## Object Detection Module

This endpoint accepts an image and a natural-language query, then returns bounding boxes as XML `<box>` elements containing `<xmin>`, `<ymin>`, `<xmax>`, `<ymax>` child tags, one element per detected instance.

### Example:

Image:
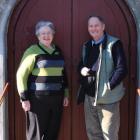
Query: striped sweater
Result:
<box><xmin>16</xmin><ymin>43</ymin><xmax>68</xmax><ymax>101</ymax></box>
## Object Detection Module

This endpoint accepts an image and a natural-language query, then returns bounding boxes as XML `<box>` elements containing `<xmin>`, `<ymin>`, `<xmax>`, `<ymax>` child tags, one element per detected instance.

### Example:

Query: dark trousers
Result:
<box><xmin>26</xmin><ymin>95</ymin><xmax>63</xmax><ymax>140</ymax></box>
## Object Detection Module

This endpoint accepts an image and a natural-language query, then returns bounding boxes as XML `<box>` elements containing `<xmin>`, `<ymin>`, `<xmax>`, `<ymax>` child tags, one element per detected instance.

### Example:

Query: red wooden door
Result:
<box><xmin>8</xmin><ymin>0</ymin><xmax>137</xmax><ymax>140</ymax></box>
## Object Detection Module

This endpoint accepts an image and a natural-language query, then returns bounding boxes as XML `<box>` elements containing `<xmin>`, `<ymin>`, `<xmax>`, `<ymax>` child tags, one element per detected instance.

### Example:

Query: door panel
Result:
<box><xmin>8</xmin><ymin>0</ymin><xmax>72</xmax><ymax>140</ymax></box>
<box><xmin>72</xmin><ymin>0</ymin><xmax>136</xmax><ymax>140</ymax></box>
<box><xmin>8</xmin><ymin>0</ymin><xmax>137</xmax><ymax>140</ymax></box>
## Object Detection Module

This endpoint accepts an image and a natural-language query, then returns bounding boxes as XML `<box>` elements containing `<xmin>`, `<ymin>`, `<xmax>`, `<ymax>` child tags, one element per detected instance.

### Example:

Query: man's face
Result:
<box><xmin>88</xmin><ymin>17</ymin><xmax>105</xmax><ymax>41</ymax></box>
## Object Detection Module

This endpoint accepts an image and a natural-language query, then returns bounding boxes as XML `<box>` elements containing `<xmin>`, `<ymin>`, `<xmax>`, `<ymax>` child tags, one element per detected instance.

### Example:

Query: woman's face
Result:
<box><xmin>37</xmin><ymin>26</ymin><xmax>54</xmax><ymax>47</ymax></box>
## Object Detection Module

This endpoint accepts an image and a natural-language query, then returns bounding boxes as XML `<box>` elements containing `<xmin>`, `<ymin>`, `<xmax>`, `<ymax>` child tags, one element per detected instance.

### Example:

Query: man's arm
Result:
<box><xmin>109</xmin><ymin>40</ymin><xmax>127</xmax><ymax>90</ymax></box>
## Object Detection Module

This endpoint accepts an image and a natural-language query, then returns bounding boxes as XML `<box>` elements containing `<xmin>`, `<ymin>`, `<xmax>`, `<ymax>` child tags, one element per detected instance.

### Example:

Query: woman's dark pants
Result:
<box><xmin>26</xmin><ymin>95</ymin><xmax>63</xmax><ymax>140</ymax></box>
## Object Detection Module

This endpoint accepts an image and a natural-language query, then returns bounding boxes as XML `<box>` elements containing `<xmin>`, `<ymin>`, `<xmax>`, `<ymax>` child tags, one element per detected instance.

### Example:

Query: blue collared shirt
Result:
<box><xmin>92</xmin><ymin>34</ymin><xmax>105</xmax><ymax>46</ymax></box>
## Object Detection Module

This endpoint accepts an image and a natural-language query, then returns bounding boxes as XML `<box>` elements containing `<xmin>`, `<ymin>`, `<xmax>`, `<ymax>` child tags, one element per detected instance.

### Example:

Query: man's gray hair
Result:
<box><xmin>88</xmin><ymin>15</ymin><xmax>105</xmax><ymax>24</ymax></box>
<box><xmin>35</xmin><ymin>20</ymin><xmax>55</xmax><ymax>36</ymax></box>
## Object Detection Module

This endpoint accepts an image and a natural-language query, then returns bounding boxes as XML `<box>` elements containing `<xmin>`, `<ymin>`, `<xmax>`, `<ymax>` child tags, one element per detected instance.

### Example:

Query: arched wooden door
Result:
<box><xmin>8</xmin><ymin>0</ymin><xmax>137</xmax><ymax>140</ymax></box>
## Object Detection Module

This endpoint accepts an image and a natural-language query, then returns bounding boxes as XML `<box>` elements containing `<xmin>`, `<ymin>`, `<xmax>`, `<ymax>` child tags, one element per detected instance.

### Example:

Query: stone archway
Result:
<box><xmin>0</xmin><ymin>0</ymin><xmax>140</xmax><ymax>140</ymax></box>
<box><xmin>0</xmin><ymin>0</ymin><xmax>18</xmax><ymax>140</ymax></box>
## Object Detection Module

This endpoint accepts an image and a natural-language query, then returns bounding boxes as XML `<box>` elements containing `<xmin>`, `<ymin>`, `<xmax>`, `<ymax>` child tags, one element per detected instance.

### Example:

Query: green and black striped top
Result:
<box><xmin>16</xmin><ymin>43</ymin><xmax>68</xmax><ymax>101</ymax></box>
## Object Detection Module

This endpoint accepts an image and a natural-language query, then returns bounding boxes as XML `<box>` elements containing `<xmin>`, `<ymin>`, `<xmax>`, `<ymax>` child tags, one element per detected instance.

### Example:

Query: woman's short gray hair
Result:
<box><xmin>35</xmin><ymin>20</ymin><xmax>55</xmax><ymax>36</ymax></box>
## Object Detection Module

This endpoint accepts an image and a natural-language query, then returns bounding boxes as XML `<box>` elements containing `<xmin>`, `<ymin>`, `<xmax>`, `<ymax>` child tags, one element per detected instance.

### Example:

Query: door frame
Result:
<box><xmin>2</xmin><ymin>0</ymin><xmax>140</xmax><ymax>139</ymax></box>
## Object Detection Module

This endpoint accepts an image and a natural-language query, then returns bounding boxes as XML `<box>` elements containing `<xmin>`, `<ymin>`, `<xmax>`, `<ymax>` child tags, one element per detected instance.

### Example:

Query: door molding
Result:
<box><xmin>0</xmin><ymin>0</ymin><xmax>139</xmax><ymax>140</ymax></box>
<box><xmin>126</xmin><ymin>1</ymin><xmax>140</xmax><ymax>140</ymax></box>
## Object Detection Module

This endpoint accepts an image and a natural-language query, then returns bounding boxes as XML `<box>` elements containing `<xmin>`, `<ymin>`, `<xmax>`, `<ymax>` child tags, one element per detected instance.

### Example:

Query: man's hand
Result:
<box><xmin>81</xmin><ymin>67</ymin><xmax>90</xmax><ymax>76</ymax></box>
<box><xmin>137</xmin><ymin>88</ymin><xmax>140</xmax><ymax>96</ymax></box>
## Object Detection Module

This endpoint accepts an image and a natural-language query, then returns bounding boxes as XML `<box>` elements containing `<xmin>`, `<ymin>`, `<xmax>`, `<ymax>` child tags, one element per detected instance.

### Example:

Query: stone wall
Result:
<box><xmin>0</xmin><ymin>0</ymin><xmax>8</xmax><ymax>139</ymax></box>
<box><xmin>0</xmin><ymin>0</ymin><xmax>140</xmax><ymax>140</ymax></box>
<box><xmin>0</xmin><ymin>1</ymin><xmax>17</xmax><ymax>140</ymax></box>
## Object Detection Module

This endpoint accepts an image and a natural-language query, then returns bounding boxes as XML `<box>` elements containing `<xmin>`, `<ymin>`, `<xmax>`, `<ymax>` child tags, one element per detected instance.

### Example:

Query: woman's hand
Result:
<box><xmin>63</xmin><ymin>97</ymin><xmax>69</xmax><ymax>107</ymax></box>
<box><xmin>21</xmin><ymin>100</ymin><xmax>31</xmax><ymax>112</ymax></box>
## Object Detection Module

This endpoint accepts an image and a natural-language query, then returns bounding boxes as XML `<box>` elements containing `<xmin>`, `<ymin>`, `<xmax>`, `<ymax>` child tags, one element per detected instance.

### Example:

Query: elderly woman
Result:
<box><xmin>16</xmin><ymin>21</ymin><xmax>69</xmax><ymax>140</ymax></box>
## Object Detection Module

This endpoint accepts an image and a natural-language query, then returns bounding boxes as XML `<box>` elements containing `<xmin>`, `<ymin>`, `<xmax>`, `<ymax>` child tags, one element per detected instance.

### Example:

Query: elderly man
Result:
<box><xmin>78</xmin><ymin>16</ymin><xmax>127</xmax><ymax>140</ymax></box>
